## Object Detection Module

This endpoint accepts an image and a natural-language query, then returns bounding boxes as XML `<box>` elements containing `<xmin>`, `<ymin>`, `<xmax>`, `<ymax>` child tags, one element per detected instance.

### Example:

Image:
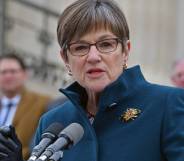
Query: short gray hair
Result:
<box><xmin>57</xmin><ymin>0</ymin><xmax>129</xmax><ymax>58</ymax></box>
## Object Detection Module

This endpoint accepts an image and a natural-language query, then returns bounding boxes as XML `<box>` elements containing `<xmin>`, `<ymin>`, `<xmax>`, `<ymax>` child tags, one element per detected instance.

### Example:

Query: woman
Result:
<box><xmin>35</xmin><ymin>0</ymin><xmax>184</xmax><ymax>161</ymax></box>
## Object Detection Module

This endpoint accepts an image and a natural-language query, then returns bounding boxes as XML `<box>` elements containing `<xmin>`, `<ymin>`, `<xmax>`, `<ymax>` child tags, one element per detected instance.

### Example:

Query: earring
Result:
<box><xmin>123</xmin><ymin>63</ymin><xmax>127</xmax><ymax>70</ymax></box>
<box><xmin>68</xmin><ymin>69</ymin><xmax>72</xmax><ymax>76</ymax></box>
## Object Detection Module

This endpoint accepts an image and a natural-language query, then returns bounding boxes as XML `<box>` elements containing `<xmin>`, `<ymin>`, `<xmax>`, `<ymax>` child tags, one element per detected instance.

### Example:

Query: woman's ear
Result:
<box><xmin>126</xmin><ymin>40</ymin><xmax>131</xmax><ymax>51</ymax></box>
<box><xmin>60</xmin><ymin>49</ymin><xmax>72</xmax><ymax>76</ymax></box>
<box><xmin>60</xmin><ymin>49</ymin><xmax>68</xmax><ymax>64</ymax></box>
<box><xmin>124</xmin><ymin>40</ymin><xmax>131</xmax><ymax>53</ymax></box>
<box><xmin>122</xmin><ymin>40</ymin><xmax>131</xmax><ymax>70</ymax></box>
<box><xmin>123</xmin><ymin>40</ymin><xmax>131</xmax><ymax>60</ymax></box>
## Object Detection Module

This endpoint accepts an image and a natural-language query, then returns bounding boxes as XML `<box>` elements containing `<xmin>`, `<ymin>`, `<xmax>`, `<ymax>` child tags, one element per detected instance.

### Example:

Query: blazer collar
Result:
<box><xmin>60</xmin><ymin>65</ymin><xmax>148</xmax><ymax>111</ymax></box>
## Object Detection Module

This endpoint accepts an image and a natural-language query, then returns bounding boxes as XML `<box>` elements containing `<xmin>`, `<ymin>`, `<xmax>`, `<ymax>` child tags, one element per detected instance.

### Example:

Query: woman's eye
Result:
<box><xmin>73</xmin><ymin>45</ymin><xmax>87</xmax><ymax>52</ymax></box>
<box><xmin>100</xmin><ymin>42</ymin><xmax>112</xmax><ymax>47</ymax></box>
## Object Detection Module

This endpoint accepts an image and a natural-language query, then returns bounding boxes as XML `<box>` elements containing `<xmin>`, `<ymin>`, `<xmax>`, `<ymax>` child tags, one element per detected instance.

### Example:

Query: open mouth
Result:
<box><xmin>87</xmin><ymin>68</ymin><xmax>104</xmax><ymax>73</ymax></box>
<box><xmin>87</xmin><ymin>68</ymin><xmax>105</xmax><ymax>78</ymax></box>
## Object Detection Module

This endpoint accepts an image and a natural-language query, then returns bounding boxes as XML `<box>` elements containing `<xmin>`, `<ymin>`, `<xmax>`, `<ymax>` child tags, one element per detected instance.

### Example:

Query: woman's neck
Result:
<box><xmin>86</xmin><ymin>90</ymin><xmax>100</xmax><ymax>116</ymax></box>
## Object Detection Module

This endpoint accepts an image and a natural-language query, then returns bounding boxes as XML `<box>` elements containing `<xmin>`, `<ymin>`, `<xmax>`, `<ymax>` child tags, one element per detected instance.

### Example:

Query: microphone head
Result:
<box><xmin>41</xmin><ymin>122</ymin><xmax>64</xmax><ymax>139</ymax></box>
<box><xmin>59</xmin><ymin>123</ymin><xmax>84</xmax><ymax>145</ymax></box>
<box><xmin>0</xmin><ymin>126</ymin><xmax>11</xmax><ymax>136</ymax></box>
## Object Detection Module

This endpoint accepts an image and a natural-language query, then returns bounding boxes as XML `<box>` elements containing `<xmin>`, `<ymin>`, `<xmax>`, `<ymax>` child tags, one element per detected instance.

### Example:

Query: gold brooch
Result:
<box><xmin>120</xmin><ymin>108</ymin><xmax>141</xmax><ymax>122</ymax></box>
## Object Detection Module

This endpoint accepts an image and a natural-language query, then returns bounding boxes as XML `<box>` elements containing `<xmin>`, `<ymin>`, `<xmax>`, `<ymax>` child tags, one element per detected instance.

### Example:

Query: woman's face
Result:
<box><xmin>61</xmin><ymin>29</ymin><xmax>130</xmax><ymax>93</ymax></box>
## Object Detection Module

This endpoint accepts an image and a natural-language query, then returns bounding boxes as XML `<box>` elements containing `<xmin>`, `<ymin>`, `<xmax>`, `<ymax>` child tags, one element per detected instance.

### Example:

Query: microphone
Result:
<box><xmin>36</xmin><ymin>123</ymin><xmax>84</xmax><ymax>161</ymax></box>
<box><xmin>27</xmin><ymin>123</ymin><xmax>64</xmax><ymax>161</ymax></box>
<box><xmin>48</xmin><ymin>151</ymin><xmax>63</xmax><ymax>161</ymax></box>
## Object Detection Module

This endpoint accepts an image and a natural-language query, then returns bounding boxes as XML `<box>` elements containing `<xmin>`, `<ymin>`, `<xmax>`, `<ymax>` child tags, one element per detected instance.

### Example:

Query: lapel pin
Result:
<box><xmin>120</xmin><ymin>108</ymin><xmax>141</xmax><ymax>122</ymax></box>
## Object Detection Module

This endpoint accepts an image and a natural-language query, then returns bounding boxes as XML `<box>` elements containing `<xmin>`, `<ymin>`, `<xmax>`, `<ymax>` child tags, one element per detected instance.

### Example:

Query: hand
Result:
<box><xmin>0</xmin><ymin>126</ymin><xmax>23</xmax><ymax>161</ymax></box>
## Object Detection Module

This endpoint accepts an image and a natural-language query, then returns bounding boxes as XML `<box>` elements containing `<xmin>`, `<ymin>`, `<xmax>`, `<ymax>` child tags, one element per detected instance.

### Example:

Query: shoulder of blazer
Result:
<box><xmin>12</xmin><ymin>88</ymin><xmax>51</xmax><ymax>126</ymax></box>
<box><xmin>20</xmin><ymin>88</ymin><xmax>51</xmax><ymax>103</ymax></box>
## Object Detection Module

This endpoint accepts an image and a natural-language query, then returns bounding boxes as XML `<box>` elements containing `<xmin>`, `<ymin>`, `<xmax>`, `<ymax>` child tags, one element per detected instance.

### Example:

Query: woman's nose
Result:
<box><xmin>86</xmin><ymin>46</ymin><xmax>101</xmax><ymax>63</ymax></box>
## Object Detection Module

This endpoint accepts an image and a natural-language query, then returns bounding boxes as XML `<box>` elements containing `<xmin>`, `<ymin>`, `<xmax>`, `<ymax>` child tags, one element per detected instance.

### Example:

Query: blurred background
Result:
<box><xmin>0</xmin><ymin>0</ymin><xmax>184</xmax><ymax>97</ymax></box>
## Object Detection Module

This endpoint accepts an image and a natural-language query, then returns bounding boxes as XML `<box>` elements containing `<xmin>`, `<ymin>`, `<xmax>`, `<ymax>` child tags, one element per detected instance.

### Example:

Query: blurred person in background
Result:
<box><xmin>0</xmin><ymin>53</ymin><xmax>51</xmax><ymax>160</ymax></box>
<box><xmin>171</xmin><ymin>58</ymin><xmax>184</xmax><ymax>88</ymax></box>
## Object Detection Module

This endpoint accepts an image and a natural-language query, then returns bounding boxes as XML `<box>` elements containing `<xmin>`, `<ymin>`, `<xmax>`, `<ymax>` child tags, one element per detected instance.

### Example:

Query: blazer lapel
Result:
<box><xmin>12</xmin><ymin>89</ymin><xmax>31</xmax><ymax>127</ymax></box>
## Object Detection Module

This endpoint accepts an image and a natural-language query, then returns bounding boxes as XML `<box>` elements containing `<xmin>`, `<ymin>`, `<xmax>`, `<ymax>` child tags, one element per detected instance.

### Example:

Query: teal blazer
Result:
<box><xmin>35</xmin><ymin>66</ymin><xmax>184</xmax><ymax>161</ymax></box>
